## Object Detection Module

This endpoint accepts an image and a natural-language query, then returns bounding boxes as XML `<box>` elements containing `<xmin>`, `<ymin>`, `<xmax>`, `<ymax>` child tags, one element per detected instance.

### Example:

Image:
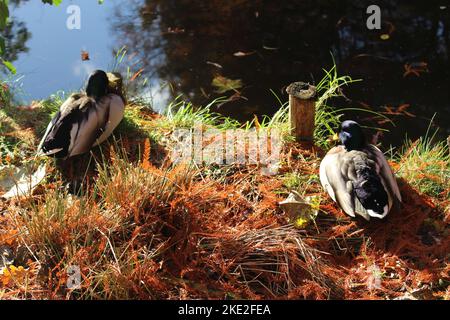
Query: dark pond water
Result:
<box><xmin>2</xmin><ymin>0</ymin><xmax>450</xmax><ymax>148</ymax></box>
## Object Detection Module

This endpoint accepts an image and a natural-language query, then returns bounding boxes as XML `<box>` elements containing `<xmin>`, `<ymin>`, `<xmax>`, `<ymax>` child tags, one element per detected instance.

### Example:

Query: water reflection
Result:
<box><xmin>1</xmin><ymin>0</ymin><xmax>31</xmax><ymax>71</ymax></box>
<box><xmin>111</xmin><ymin>0</ymin><xmax>450</xmax><ymax>145</ymax></box>
<box><xmin>4</xmin><ymin>0</ymin><xmax>450</xmax><ymax>146</ymax></box>
<box><xmin>3</xmin><ymin>0</ymin><xmax>119</xmax><ymax>101</ymax></box>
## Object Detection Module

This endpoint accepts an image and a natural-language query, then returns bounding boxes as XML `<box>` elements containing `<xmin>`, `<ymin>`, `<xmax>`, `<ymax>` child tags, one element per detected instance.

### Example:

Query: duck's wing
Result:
<box><xmin>367</xmin><ymin>144</ymin><xmax>402</xmax><ymax>202</ymax></box>
<box><xmin>38</xmin><ymin>94</ymin><xmax>84</xmax><ymax>157</ymax></box>
<box><xmin>39</xmin><ymin>94</ymin><xmax>103</xmax><ymax>158</ymax></box>
<box><xmin>92</xmin><ymin>94</ymin><xmax>125</xmax><ymax>147</ymax></box>
<box><xmin>37</xmin><ymin>113</ymin><xmax>60</xmax><ymax>155</ymax></box>
<box><xmin>320</xmin><ymin>146</ymin><xmax>357</xmax><ymax>217</ymax></box>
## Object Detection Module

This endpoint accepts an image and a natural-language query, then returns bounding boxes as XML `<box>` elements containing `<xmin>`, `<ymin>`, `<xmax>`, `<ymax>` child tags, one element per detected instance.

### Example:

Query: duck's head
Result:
<box><xmin>339</xmin><ymin>120</ymin><xmax>366</xmax><ymax>151</ymax></box>
<box><xmin>106</xmin><ymin>72</ymin><xmax>126</xmax><ymax>104</ymax></box>
<box><xmin>86</xmin><ymin>70</ymin><xmax>109</xmax><ymax>100</ymax></box>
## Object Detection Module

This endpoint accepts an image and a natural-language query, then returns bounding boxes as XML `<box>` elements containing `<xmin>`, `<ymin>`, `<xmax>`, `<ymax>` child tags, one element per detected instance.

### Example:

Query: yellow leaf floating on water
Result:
<box><xmin>211</xmin><ymin>76</ymin><xmax>243</xmax><ymax>94</ymax></box>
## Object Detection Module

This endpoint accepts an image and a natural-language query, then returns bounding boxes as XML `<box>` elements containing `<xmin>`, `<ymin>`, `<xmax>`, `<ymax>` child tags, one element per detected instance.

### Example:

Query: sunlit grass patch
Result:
<box><xmin>95</xmin><ymin>146</ymin><xmax>196</xmax><ymax>212</ymax></box>
<box><xmin>2</xmin><ymin>142</ymin><xmax>198</xmax><ymax>299</ymax></box>
<box><xmin>116</xmin><ymin>104</ymin><xmax>159</xmax><ymax>138</ymax></box>
<box><xmin>397</xmin><ymin>134</ymin><xmax>450</xmax><ymax>199</ymax></box>
<box><xmin>1</xmin><ymin>60</ymin><xmax>449</xmax><ymax>300</ymax></box>
<box><xmin>314</xmin><ymin>64</ymin><xmax>356</xmax><ymax>148</ymax></box>
<box><xmin>0</xmin><ymin>90</ymin><xmax>65</xmax><ymax>164</ymax></box>
<box><xmin>281</xmin><ymin>171</ymin><xmax>318</xmax><ymax>192</ymax></box>
<box><xmin>154</xmin><ymin>96</ymin><xmax>231</xmax><ymax>130</ymax></box>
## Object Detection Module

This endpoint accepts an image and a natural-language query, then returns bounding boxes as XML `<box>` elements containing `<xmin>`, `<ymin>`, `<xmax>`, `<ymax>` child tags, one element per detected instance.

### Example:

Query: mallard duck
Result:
<box><xmin>319</xmin><ymin>120</ymin><xmax>402</xmax><ymax>221</ymax></box>
<box><xmin>38</xmin><ymin>70</ymin><xmax>126</xmax><ymax>159</ymax></box>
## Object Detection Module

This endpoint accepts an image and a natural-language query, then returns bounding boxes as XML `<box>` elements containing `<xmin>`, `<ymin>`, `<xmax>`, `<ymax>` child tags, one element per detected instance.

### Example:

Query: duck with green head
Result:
<box><xmin>319</xmin><ymin>120</ymin><xmax>402</xmax><ymax>221</ymax></box>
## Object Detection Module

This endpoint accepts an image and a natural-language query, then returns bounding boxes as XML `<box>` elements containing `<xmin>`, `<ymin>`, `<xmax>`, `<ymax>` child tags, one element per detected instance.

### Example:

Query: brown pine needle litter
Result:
<box><xmin>0</xmin><ymin>103</ymin><xmax>448</xmax><ymax>300</ymax></box>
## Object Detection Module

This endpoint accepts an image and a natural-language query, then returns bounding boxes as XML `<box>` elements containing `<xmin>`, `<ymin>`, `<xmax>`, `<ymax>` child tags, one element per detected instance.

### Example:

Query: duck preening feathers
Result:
<box><xmin>38</xmin><ymin>70</ymin><xmax>125</xmax><ymax>159</ymax></box>
<box><xmin>319</xmin><ymin>120</ymin><xmax>402</xmax><ymax>221</ymax></box>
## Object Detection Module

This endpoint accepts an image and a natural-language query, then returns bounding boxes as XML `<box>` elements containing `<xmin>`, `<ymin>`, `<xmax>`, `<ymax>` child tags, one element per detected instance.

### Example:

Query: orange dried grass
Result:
<box><xmin>0</xmin><ymin>128</ymin><xmax>448</xmax><ymax>300</ymax></box>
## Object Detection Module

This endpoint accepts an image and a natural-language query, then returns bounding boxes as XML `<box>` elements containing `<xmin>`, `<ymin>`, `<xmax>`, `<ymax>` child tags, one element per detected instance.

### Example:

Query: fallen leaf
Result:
<box><xmin>403</xmin><ymin>62</ymin><xmax>428</xmax><ymax>78</ymax></box>
<box><xmin>206</xmin><ymin>61</ymin><xmax>223</xmax><ymax>69</ymax></box>
<box><xmin>211</xmin><ymin>76</ymin><xmax>243</xmax><ymax>94</ymax></box>
<box><xmin>279</xmin><ymin>191</ymin><xmax>320</xmax><ymax>228</ymax></box>
<box><xmin>381</xmin><ymin>104</ymin><xmax>416</xmax><ymax>118</ymax></box>
<box><xmin>81</xmin><ymin>50</ymin><xmax>90</xmax><ymax>61</ymax></box>
<box><xmin>262</xmin><ymin>45</ymin><xmax>278</xmax><ymax>51</ymax></box>
<box><xmin>165</xmin><ymin>27</ymin><xmax>185</xmax><ymax>34</ymax></box>
<box><xmin>130</xmin><ymin>68</ymin><xmax>144</xmax><ymax>82</ymax></box>
<box><xmin>397</xmin><ymin>104</ymin><xmax>410</xmax><ymax>112</ymax></box>
<box><xmin>0</xmin><ymin>164</ymin><xmax>46</xmax><ymax>199</ymax></box>
<box><xmin>0</xmin><ymin>265</ymin><xmax>28</xmax><ymax>286</ymax></box>
<box><xmin>233</xmin><ymin>51</ymin><xmax>256</xmax><ymax>57</ymax></box>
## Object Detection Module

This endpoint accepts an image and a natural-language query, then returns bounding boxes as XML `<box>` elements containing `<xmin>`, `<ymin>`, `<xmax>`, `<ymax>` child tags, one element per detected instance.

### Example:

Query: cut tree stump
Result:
<box><xmin>286</xmin><ymin>82</ymin><xmax>317</xmax><ymax>143</ymax></box>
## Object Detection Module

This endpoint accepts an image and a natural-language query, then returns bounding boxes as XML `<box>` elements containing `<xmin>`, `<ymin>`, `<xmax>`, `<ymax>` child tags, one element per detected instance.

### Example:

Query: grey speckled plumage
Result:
<box><xmin>319</xmin><ymin>121</ymin><xmax>402</xmax><ymax>221</ymax></box>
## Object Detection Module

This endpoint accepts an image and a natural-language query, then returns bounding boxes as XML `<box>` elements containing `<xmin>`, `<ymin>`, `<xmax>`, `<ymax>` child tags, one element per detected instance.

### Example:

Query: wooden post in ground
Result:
<box><xmin>286</xmin><ymin>82</ymin><xmax>317</xmax><ymax>143</ymax></box>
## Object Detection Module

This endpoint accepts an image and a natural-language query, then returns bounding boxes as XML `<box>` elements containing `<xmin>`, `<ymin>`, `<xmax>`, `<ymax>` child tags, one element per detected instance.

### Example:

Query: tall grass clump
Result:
<box><xmin>314</xmin><ymin>63</ymin><xmax>361</xmax><ymax>148</ymax></box>
<box><xmin>155</xmin><ymin>96</ymin><xmax>239</xmax><ymax>130</ymax></box>
<box><xmin>95</xmin><ymin>146</ymin><xmax>195</xmax><ymax>212</ymax></box>
<box><xmin>397</xmin><ymin>129</ymin><xmax>450</xmax><ymax>199</ymax></box>
<box><xmin>109</xmin><ymin>46</ymin><xmax>167</xmax><ymax>110</ymax></box>
<box><xmin>3</xmin><ymin>143</ymin><xmax>199</xmax><ymax>299</ymax></box>
<box><xmin>243</xmin><ymin>89</ymin><xmax>292</xmax><ymax>141</ymax></box>
<box><xmin>0</xmin><ymin>88</ymin><xmax>65</xmax><ymax>163</ymax></box>
<box><xmin>245</xmin><ymin>63</ymin><xmax>363</xmax><ymax>147</ymax></box>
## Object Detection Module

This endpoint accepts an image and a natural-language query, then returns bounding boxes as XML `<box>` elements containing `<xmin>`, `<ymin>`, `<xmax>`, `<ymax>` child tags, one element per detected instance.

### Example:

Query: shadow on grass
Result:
<box><xmin>314</xmin><ymin>177</ymin><xmax>448</xmax><ymax>299</ymax></box>
<box><xmin>364</xmin><ymin>179</ymin><xmax>448</xmax><ymax>267</ymax></box>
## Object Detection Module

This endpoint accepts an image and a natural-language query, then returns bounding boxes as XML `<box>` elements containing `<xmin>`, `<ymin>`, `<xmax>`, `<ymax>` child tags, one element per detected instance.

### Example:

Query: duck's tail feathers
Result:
<box><xmin>354</xmin><ymin>197</ymin><xmax>389</xmax><ymax>221</ymax></box>
<box><xmin>353</xmin><ymin>163</ymin><xmax>390</xmax><ymax>219</ymax></box>
<box><xmin>354</xmin><ymin>198</ymin><xmax>371</xmax><ymax>221</ymax></box>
